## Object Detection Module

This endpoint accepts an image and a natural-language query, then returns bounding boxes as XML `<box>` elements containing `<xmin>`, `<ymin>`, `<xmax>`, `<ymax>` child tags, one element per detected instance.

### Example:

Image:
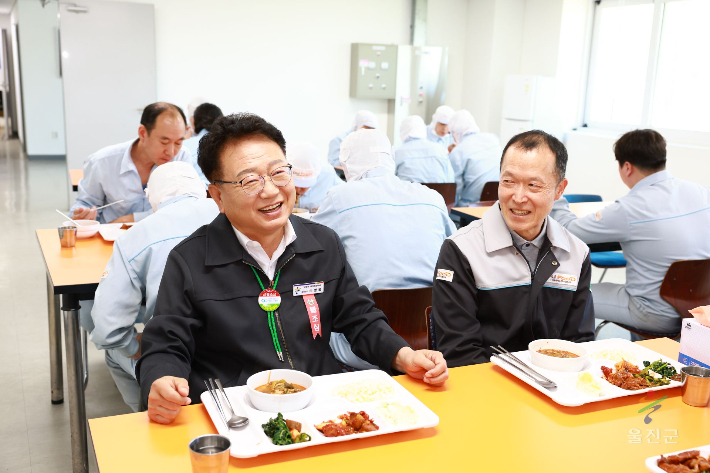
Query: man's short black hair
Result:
<box><xmin>193</xmin><ymin>103</ymin><xmax>223</xmax><ymax>134</ymax></box>
<box><xmin>198</xmin><ymin>113</ymin><xmax>287</xmax><ymax>183</ymax></box>
<box><xmin>501</xmin><ymin>130</ymin><xmax>568</xmax><ymax>182</ymax></box>
<box><xmin>613</xmin><ymin>129</ymin><xmax>666</xmax><ymax>172</ymax></box>
<box><xmin>140</xmin><ymin>102</ymin><xmax>187</xmax><ymax>133</ymax></box>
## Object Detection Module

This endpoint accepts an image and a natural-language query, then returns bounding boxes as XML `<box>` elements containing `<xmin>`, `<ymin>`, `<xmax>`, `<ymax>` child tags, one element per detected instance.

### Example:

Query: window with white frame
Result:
<box><xmin>585</xmin><ymin>0</ymin><xmax>710</xmax><ymax>144</ymax></box>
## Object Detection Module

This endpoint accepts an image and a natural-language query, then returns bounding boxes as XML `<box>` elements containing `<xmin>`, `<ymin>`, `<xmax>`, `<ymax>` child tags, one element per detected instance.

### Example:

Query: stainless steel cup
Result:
<box><xmin>58</xmin><ymin>226</ymin><xmax>77</xmax><ymax>248</ymax></box>
<box><xmin>188</xmin><ymin>434</ymin><xmax>230</xmax><ymax>473</ymax></box>
<box><xmin>680</xmin><ymin>366</ymin><xmax>710</xmax><ymax>407</ymax></box>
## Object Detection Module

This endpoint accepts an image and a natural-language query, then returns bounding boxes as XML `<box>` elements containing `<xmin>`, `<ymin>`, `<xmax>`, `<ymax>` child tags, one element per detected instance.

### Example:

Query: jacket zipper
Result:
<box><xmin>242</xmin><ymin>255</ymin><xmax>297</xmax><ymax>369</ymax></box>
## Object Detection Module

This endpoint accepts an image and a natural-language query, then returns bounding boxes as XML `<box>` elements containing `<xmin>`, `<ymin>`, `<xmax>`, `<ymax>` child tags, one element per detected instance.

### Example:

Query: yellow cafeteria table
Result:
<box><xmin>70</xmin><ymin>168</ymin><xmax>83</xmax><ymax>192</ymax></box>
<box><xmin>36</xmin><ymin>229</ymin><xmax>114</xmax><ymax>473</ymax></box>
<box><xmin>89</xmin><ymin>339</ymin><xmax>709</xmax><ymax>472</ymax></box>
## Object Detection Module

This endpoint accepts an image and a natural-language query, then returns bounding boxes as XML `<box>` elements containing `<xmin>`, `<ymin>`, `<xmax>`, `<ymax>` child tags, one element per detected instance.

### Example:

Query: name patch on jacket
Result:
<box><xmin>293</xmin><ymin>282</ymin><xmax>324</xmax><ymax>296</ymax></box>
<box><xmin>545</xmin><ymin>273</ymin><xmax>578</xmax><ymax>291</ymax></box>
<box><xmin>436</xmin><ymin>269</ymin><xmax>454</xmax><ymax>282</ymax></box>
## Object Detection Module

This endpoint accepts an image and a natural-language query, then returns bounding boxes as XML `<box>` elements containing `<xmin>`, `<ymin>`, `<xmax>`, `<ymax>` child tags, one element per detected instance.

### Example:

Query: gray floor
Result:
<box><xmin>0</xmin><ymin>139</ymin><xmax>131</xmax><ymax>473</ymax></box>
<box><xmin>0</xmin><ymin>138</ymin><xmax>630</xmax><ymax>472</ymax></box>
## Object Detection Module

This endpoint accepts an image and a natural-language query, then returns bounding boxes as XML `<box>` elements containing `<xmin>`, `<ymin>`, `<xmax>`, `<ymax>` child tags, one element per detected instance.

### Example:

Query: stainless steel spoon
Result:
<box><xmin>212</xmin><ymin>378</ymin><xmax>249</xmax><ymax>428</ymax></box>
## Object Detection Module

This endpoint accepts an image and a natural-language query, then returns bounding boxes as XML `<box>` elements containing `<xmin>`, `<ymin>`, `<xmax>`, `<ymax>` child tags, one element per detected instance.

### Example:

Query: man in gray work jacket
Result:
<box><xmin>551</xmin><ymin>129</ymin><xmax>710</xmax><ymax>335</ymax></box>
<box><xmin>137</xmin><ymin>113</ymin><xmax>449</xmax><ymax>424</ymax></box>
<box><xmin>433</xmin><ymin>130</ymin><xmax>595</xmax><ymax>368</ymax></box>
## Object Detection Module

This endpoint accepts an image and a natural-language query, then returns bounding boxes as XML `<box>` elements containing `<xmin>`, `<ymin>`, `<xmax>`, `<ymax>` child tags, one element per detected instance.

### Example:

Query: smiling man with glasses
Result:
<box><xmin>136</xmin><ymin>113</ymin><xmax>449</xmax><ymax>424</ymax></box>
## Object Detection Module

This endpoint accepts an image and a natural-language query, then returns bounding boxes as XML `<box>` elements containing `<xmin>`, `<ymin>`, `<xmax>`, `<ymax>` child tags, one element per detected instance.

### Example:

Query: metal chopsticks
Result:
<box><xmin>204</xmin><ymin>379</ymin><xmax>228</xmax><ymax>427</ymax></box>
<box><xmin>491</xmin><ymin>345</ymin><xmax>557</xmax><ymax>389</ymax></box>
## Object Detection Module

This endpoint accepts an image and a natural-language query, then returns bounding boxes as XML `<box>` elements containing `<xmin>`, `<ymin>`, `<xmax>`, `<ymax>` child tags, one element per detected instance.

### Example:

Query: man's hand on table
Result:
<box><xmin>147</xmin><ymin>376</ymin><xmax>191</xmax><ymax>424</ymax></box>
<box><xmin>110</xmin><ymin>214</ymin><xmax>135</xmax><ymax>224</ymax></box>
<box><xmin>71</xmin><ymin>206</ymin><xmax>97</xmax><ymax>220</ymax></box>
<box><xmin>393</xmin><ymin>347</ymin><xmax>449</xmax><ymax>387</ymax></box>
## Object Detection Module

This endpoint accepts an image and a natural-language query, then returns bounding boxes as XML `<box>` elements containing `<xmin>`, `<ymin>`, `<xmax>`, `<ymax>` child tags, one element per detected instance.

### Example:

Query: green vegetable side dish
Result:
<box><xmin>635</xmin><ymin>359</ymin><xmax>681</xmax><ymax>386</ymax></box>
<box><xmin>262</xmin><ymin>413</ymin><xmax>312</xmax><ymax>446</ymax></box>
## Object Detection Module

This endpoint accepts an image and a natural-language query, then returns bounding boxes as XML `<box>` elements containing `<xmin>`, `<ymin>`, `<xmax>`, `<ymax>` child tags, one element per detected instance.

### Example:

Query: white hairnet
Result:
<box><xmin>431</xmin><ymin>105</ymin><xmax>455</xmax><ymax>126</ymax></box>
<box><xmin>448</xmin><ymin>110</ymin><xmax>480</xmax><ymax>144</ymax></box>
<box><xmin>339</xmin><ymin>129</ymin><xmax>395</xmax><ymax>182</ymax></box>
<box><xmin>287</xmin><ymin>142</ymin><xmax>322</xmax><ymax>188</ymax></box>
<box><xmin>145</xmin><ymin>161</ymin><xmax>206</xmax><ymax>212</ymax></box>
<box><xmin>187</xmin><ymin>97</ymin><xmax>208</xmax><ymax>118</ymax></box>
<box><xmin>399</xmin><ymin>115</ymin><xmax>427</xmax><ymax>143</ymax></box>
<box><xmin>350</xmin><ymin>110</ymin><xmax>379</xmax><ymax>131</ymax></box>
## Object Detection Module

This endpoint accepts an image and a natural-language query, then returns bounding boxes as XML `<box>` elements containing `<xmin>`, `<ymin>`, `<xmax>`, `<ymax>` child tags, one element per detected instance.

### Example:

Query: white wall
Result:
<box><xmin>15</xmin><ymin>0</ymin><xmax>66</xmax><ymax>156</ymax></box>
<box><xmin>460</xmin><ymin>0</ymin><xmax>524</xmax><ymax>136</ymax></box>
<box><xmin>116</xmin><ymin>0</ymin><xmax>413</xmax><ymax>159</ymax></box>
<box><xmin>519</xmin><ymin>0</ymin><xmax>563</xmax><ymax>77</ymax></box>
<box><xmin>426</xmin><ymin>0</ymin><xmax>468</xmax><ymax>111</ymax></box>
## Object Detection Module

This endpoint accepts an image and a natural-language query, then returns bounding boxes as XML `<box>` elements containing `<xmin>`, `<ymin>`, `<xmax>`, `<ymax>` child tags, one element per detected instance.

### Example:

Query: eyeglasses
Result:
<box><xmin>213</xmin><ymin>165</ymin><xmax>293</xmax><ymax>196</ymax></box>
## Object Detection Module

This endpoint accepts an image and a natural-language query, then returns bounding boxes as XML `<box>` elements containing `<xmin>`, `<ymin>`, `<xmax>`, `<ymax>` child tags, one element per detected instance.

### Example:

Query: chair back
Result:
<box><xmin>422</xmin><ymin>183</ymin><xmax>457</xmax><ymax>210</ymax></box>
<box><xmin>660</xmin><ymin>259</ymin><xmax>710</xmax><ymax>318</ymax></box>
<box><xmin>563</xmin><ymin>194</ymin><xmax>602</xmax><ymax>203</ymax></box>
<box><xmin>479</xmin><ymin>181</ymin><xmax>499</xmax><ymax>202</ymax></box>
<box><xmin>372</xmin><ymin>287</ymin><xmax>433</xmax><ymax>350</ymax></box>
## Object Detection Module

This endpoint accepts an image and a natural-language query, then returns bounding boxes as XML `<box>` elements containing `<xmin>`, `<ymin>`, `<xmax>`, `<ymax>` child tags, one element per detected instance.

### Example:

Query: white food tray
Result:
<box><xmin>98</xmin><ymin>223</ymin><xmax>125</xmax><ymax>242</ymax></box>
<box><xmin>490</xmin><ymin>338</ymin><xmax>685</xmax><ymax>407</ymax></box>
<box><xmin>645</xmin><ymin>444</ymin><xmax>710</xmax><ymax>472</ymax></box>
<box><xmin>200</xmin><ymin>369</ymin><xmax>439</xmax><ymax>458</ymax></box>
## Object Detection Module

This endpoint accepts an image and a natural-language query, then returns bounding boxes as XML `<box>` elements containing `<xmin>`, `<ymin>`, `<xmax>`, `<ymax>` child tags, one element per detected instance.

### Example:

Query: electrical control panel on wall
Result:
<box><xmin>350</xmin><ymin>43</ymin><xmax>398</xmax><ymax>99</ymax></box>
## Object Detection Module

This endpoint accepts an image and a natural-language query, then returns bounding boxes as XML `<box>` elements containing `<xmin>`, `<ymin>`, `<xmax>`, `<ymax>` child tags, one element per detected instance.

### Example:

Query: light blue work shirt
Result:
<box><xmin>297</xmin><ymin>163</ymin><xmax>344</xmax><ymax>212</ymax></box>
<box><xmin>312</xmin><ymin>168</ymin><xmax>456</xmax><ymax>292</ymax></box>
<box><xmin>182</xmin><ymin>129</ymin><xmax>210</xmax><ymax>184</ymax></box>
<box><xmin>327</xmin><ymin>130</ymin><xmax>351</xmax><ymax>166</ymax></box>
<box><xmin>426</xmin><ymin>123</ymin><xmax>454</xmax><ymax>149</ymax></box>
<box><xmin>394</xmin><ymin>137</ymin><xmax>455</xmax><ymax>183</ymax></box>
<box><xmin>70</xmin><ymin>139</ymin><xmax>192</xmax><ymax>223</ymax></box>
<box><xmin>550</xmin><ymin>170</ymin><xmax>710</xmax><ymax>320</ymax></box>
<box><xmin>89</xmin><ymin>195</ymin><xmax>220</xmax><ymax>357</ymax></box>
<box><xmin>449</xmin><ymin>132</ymin><xmax>501</xmax><ymax>206</ymax></box>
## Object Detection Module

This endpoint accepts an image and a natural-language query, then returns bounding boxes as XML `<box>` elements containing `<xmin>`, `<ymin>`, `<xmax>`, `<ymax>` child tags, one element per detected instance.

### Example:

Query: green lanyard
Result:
<box><xmin>251</xmin><ymin>266</ymin><xmax>284</xmax><ymax>362</ymax></box>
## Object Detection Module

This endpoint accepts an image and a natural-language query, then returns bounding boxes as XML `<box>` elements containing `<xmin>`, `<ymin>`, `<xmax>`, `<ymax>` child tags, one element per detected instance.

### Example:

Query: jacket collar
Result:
<box><xmin>205</xmin><ymin>213</ymin><xmax>323</xmax><ymax>266</ymax></box>
<box><xmin>483</xmin><ymin>202</ymin><xmax>571</xmax><ymax>254</ymax></box>
<box><xmin>629</xmin><ymin>169</ymin><xmax>671</xmax><ymax>194</ymax></box>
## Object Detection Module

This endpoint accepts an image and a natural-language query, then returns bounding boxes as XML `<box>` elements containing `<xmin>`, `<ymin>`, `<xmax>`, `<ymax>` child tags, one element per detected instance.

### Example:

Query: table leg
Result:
<box><xmin>47</xmin><ymin>275</ymin><xmax>63</xmax><ymax>404</ymax></box>
<box><xmin>62</xmin><ymin>293</ymin><xmax>88</xmax><ymax>473</ymax></box>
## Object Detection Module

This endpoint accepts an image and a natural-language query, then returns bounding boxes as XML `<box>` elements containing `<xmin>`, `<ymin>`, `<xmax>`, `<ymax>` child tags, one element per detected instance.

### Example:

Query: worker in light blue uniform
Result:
<box><xmin>182</xmin><ymin>103</ymin><xmax>223</xmax><ymax>185</ymax></box>
<box><xmin>448</xmin><ymin>110</ymin><xmax>501</xmax><ymax>206</ymax></box>
<box><xmin>89</xmin><ymin>162</ymin><xmax>219</xmax><ymax>411</ymax></box>
<box><xmin>426</xmin><ymin>105</ymin><xmax>455</xmax><ymax>150</ymax></box>
<box><xmin>288</xmin><ymin>142</ymin><xmax>343</xmax><ymax>212</ymax></box>
<box><xmin>327</xmin><ymin>110</ymin><xmax>379</xmax><ymax>166</ymax></box>
<box><xmin>395</xmin><ymin>115</ymin><xmax>454</xmax><ymax>183</ymax></box>
<box><xmin>70</xmin><ymin>102</ymin><xmax>192</xmax><ymax>223</ymax></box>
<box><xmin>313</xmin><ymin>129</ymin><xmax>456</xmax><ymax>369</ymax></box>
<box><xmin>550</xmin><ymin>129</ymin><xmax>710</xmax><ymax>335</ymax></box>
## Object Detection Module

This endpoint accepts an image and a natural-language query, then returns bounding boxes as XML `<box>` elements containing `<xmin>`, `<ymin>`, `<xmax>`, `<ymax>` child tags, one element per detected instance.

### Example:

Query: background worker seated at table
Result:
<box><xmin>433</xmin><ymin>130</ymin><xmax>595</xmax><ymax>368</ymax></box>
<box><xmin>70</xmin><ymin>102</ymin><xmax>192</xmax><ymax>224</ymax></box>
<box><xmin>327</xmin><ymin>110</ymin><xmax>379</xmax><ymax>166</ymax></box>
<box><xmin>426</xmin><ymin>105</ymin><xmax>455</xmax><ymax>150</ymax></box>
<box><xmin>448</xmin><ymin>110</ymin><xmax>501</xmax><ymax>207</ymax></box>
<box><xmin>89</xmin><ymin>162</ymin><xmax>219</xmax><ymax>412</ymax></box>
<box><xmin>288</xmin><ymin>142</ymin><xmax>343</xmax><ymax>213</ymax></box>
<box><xmin>313</xmin><ymin>129</ymin><xmax>456</xmax><ymax>369</ymax></box>
<box><xmin>182</xmin><ymin>102</ymin><xmax>223</xmax><ymax>185</ymax></box>
<box><xmin>137</xmin><ymin>113</ymin><xmax>448</xmax><ymax>424</ymax></box>
<box><xmin>395</xmin><ymin>115</ymin><xmax>455</xmax><ymax>184</ymax></box>
<box><xmin>550</xmin><ymin>129</ymin><xmax>710</xmax><ymax>335</ymax></box>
